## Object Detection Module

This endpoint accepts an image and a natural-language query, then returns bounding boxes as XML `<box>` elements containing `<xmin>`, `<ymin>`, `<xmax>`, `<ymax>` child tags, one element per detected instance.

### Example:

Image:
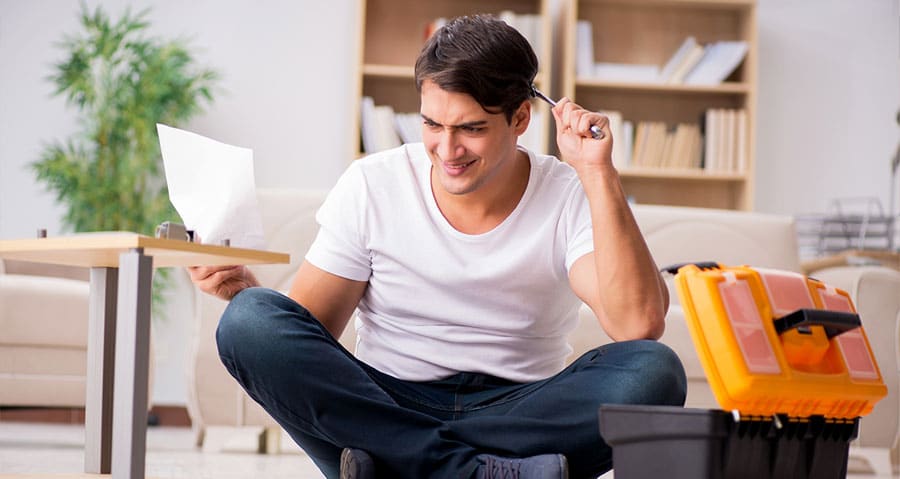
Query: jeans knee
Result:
<box><xmin>632</xmin><ymin>340</ymin><xmax>687</xmax><ymax>406</ymax></box>
<box><xmin>596</xmin><ymin>340</ymin><xmax>687</xmax><ymax>406</ymax></box>
<box><xmin>216</xmin><ymin>287</ymin><xmax>286</xmax><ymax>362</ymax></box>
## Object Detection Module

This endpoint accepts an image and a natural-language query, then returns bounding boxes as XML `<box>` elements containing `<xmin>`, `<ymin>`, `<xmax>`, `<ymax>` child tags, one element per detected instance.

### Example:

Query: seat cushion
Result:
<box><xmin>0</xmin><ymin>274</ymin><xmax>89</xmax><ymax>347</ymax></box>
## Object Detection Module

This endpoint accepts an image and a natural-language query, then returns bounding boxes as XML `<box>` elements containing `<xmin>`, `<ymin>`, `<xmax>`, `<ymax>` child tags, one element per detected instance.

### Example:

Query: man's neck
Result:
<box><xmin>432</xmin><ymin>149</ymin><xmax>531</xmax><ymax>235</ymax></box>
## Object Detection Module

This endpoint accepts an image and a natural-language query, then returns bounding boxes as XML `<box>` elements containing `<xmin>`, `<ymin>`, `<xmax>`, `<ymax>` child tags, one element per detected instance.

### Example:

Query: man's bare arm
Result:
<box><xmin>553</xmin><ymin>98</ymin><xmax>667</xmax><ymax>341</ymax></box>
<box><xmin>288</xmin><ymin>260</ymin><xmax>368</xmax><ymax>339</ymax></box>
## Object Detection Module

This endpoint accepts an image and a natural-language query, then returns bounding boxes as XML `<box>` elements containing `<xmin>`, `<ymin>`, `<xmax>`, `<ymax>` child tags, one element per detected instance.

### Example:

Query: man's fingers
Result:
<box><xmin>552</xmin><ymin>98</ymin><xmax>608</xmax><ymax>139</ymax></box>
<box><xmin>187</xmin><ymin>265</ymin><xmax>241</xmax><ymax>285</ymax></box>
<box><xmin>578</xmin><ymin>113</ymin><xmax>607</xmax><ymax>138</ymax></box>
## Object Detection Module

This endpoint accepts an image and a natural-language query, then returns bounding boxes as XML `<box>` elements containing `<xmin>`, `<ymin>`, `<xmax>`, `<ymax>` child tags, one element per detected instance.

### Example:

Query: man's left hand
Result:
<box><xmin>551</xmin><ymin>98</ymin><xmax>614</xmax><ymax>176</ymax></box>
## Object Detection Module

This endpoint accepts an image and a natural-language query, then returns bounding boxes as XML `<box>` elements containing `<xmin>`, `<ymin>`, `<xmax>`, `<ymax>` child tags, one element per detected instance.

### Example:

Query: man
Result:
<box><xmin>190</xmin><ymin>14</ymin><xmax>685</xmax><ymax>479</ymax></box>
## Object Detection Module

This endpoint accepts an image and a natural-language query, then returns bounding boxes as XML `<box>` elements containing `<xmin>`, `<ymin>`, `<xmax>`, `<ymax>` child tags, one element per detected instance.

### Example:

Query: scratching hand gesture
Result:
<box><xmin>551</xmin><ymin>98</ymin><xmax>614</xmax><ymax>176</ymax></box>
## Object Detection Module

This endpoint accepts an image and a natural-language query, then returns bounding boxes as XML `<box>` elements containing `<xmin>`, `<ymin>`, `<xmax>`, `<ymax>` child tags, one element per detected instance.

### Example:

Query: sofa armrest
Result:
<box><xmin>808</xmin><ymin>265</ymin><xmax>900</xmax><ymax>463</ymax></box>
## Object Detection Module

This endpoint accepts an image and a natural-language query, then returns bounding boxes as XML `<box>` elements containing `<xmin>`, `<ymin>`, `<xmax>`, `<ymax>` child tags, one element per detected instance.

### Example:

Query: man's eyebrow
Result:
<box><xmin>420</xmin><ymin>114</ymin><xmax>488</xmax><ymax>129</ymax></box>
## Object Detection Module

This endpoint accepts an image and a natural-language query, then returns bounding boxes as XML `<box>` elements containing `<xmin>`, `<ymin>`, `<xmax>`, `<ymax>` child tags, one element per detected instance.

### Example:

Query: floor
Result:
<box><xmin>0</xmin><ymin>423</ymin><xmax>321</xmax><ymax>478</ymax></box>
<box><xmin>0</xmin><ymin>422</ymin><xmax>895</xmax><ymax>478</ymax></box>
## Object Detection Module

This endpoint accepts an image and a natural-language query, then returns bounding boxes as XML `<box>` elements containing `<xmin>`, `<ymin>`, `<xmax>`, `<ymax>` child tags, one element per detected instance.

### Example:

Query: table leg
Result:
<box><xmin>111</xmin><ymin>249</ymin><xmax>153</xmax><ymax>479</ymax></box>
<box><xmin>85</xmin><ymin>267</ymin><xmax>118</xmax><ymax>473</ymax></box>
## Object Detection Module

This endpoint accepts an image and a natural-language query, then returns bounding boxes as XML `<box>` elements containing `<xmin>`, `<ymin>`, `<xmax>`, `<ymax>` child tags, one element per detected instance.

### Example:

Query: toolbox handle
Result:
<box><xmin>660</xmin><ymin>262</ymin><xmax>720</xmax><ymax>274</ymax></box>
<box><xmin>773</xmin><ymin>309</ymin><xmax>861</xmax><ymax>339</ymax></box>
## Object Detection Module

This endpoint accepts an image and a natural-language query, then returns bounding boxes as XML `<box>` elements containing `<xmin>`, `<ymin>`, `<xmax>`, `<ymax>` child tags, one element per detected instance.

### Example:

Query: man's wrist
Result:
<box><xmin>574</xmin><ymin>162</ymin><xmax>619</xmax><ymax>186</ymax></box>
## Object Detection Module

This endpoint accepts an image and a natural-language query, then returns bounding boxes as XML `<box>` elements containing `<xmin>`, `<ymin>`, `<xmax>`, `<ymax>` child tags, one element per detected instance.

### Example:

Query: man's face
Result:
<box><xmin>420</xmin><ymin>80</ymin><xmax>529</xmax><ymax>197</ymax></box>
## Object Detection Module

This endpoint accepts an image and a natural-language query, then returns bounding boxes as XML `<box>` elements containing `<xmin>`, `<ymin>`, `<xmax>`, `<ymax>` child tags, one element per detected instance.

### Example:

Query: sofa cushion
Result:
<box><xmin>0</xmin><ymin>274</ymin><xmax>89</xmax><ymax>348</ymax></box>
<box><xmin>634</xmin><ymin>204</ymin><xmax>802</xmax><ymax>273</ymax></box>
<box><xmin>251</xmin><ymin>189</ymin><xmax>330</xmax><ymax>291</ymax></box>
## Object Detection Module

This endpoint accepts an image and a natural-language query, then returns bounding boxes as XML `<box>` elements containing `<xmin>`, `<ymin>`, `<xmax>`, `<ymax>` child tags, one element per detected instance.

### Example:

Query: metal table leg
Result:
<box><xmin>85</xmin><ymin>267</ymin><xmax>118</xmax><ymax>473</ymax></box>
<box><xmin>111</xmin><ymin>248</ymin><xmax>153</xmax><ymax>479</ymax></box>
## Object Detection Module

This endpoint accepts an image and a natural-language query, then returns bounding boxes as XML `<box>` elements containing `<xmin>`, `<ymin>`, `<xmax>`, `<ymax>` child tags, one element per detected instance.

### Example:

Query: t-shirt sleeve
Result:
<box><xmin>564</xmin><ymin>180</ymin><xmax>595</xmax><ymax>272</ymax></box>
<box><xmin>305</xmin><ymin>162</ymin><xmax>372</xmax><ymax>282</ymax></box>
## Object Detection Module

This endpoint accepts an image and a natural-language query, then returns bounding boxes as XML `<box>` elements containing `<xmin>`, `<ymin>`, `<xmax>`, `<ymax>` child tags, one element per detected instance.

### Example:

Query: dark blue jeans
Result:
<box><xmin>216</xmin><ymin>288</ymin><xmax>686</xmax><ymax>479</ymax></box>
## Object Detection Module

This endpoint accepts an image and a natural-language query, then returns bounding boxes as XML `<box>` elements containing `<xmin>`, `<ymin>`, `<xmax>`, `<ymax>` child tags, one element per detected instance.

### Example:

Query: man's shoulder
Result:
<box><xmin>356</xmin><ymin>143</ymin><xmax>427</xmax><ymax>172</ymax></box>
<box><xmin>527</xmin><ymin>150</ymin><xmax>581</xmax><ymax>193</ymax></box>
<box><xmin>347</xmin><ymin>144</ymin><xmax>428</xmax><ymax>198</ymax></box>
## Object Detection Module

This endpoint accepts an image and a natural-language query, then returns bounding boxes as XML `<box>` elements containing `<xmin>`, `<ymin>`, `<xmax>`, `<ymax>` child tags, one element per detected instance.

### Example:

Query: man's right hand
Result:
<box><xmin>187</xmin><ymin>265</ymin><xmax>260</xmax><ymax>301</ymax></box>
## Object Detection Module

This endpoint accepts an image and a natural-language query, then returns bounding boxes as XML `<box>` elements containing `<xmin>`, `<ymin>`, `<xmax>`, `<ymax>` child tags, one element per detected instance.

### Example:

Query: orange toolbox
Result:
<box><xmin>599</xmin><ymin>263</ymin><xmax>887</xmax><ymax>479</ymax></box>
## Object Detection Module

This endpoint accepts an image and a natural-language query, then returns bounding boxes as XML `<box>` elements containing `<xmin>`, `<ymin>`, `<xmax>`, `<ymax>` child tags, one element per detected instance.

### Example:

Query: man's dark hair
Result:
<box><xmin>414</xmin><ymin>14</ymin><xmax>539</xmax><ymax>124</ymax></box>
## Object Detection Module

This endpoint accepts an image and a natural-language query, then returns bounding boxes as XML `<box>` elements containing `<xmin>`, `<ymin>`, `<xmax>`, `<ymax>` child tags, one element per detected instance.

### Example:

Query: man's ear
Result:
<box><xmin>513</xmin><ymin>101</ymin><xmax>531</xmax><ymax>135</ymax></box>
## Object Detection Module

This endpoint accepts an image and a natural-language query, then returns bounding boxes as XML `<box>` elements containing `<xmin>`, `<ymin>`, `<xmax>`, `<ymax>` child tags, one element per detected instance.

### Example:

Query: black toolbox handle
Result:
<box><xmin>660</xmin><ymin>262</ymin><xmax>720</xmax><ymax>275</ymax></box>
<box><xmin>773</xmin><ymin>309</ymin><xmax>861</xmax><ymax>339</ymax></box>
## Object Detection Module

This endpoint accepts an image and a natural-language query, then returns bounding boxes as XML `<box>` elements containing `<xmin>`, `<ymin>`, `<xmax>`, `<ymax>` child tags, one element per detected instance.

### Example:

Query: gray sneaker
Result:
<box><xmin>476</xmin><ymin>453</ymin><xmax>568</xmax><ymax>479</ymax></box>
<box><xmin>340</xmin><ymin>448</ymin><xmax>376</xmax><ymax>479</ymax></box>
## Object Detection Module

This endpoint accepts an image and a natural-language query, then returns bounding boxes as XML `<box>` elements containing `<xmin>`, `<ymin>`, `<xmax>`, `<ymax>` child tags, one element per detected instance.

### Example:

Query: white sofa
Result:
<box><xmin>0</xmin><ymin>258</ymin><xmax>155</xmax><ymax>415</ymax></box>
<box><xmin>0</xmin><ymin>260</ymin><xmax>91</xmax><ymax>408</ymax></box>
<box><xmin>188</xmin><ymin>188</ymin><xmax>900</xmax><ymax>474</ymax></box>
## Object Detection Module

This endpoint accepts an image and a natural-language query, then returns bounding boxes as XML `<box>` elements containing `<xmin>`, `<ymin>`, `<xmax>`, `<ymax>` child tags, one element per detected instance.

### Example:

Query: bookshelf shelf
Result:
<box><xmin>353</xmin><ymin>0</ymin><xmax>554</xmax><ymax>158</ymax></box>
<box><xmin>619</xmin><ymin>167</ymin><xmax>747</xmax><ymax>181</ymax></box>
<box><xmin>362</xmin><ymin>64</ymin><xmax>416</xmax><ymax>79</ymax></box>
<box><xmin>562</xmin><ymin>0</ymin><xmax>758</xmax><ymax>210</ymax></box>
<box><xmin>575</xmin><ymin>79</ymin><xmax>751</xmax><ymax>95</ymax></box>
<box><xmin>592</xmin><ymin>0</ymin><xmax>754</xmax><ymax>8</ymax></box>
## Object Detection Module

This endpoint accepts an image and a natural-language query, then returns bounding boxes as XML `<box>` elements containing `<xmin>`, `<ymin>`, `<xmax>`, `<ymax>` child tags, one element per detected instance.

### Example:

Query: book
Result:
<box><xmin>735</xmin><ymin>109</ymin><xmax>747</xmax><ymax>173</ymax></box>
<box><xmin>660</xmin><ymin>124</ymin><xmax>677</xmax><ymax>168</ymax></box>
<box><xmin>600</xmin><ymin>110</ymin><xmax>629</xmax><ymax>169</ymax></box>
<box><xmin>576</xmin><ymin>20</ymin><xmax>595</xmax><ymax>78</ymax></box>
<box><xmin>722</xmin><ymin>109</ymin><xmax>735</xmax><ymax>172</ymax></box>
<box><xmin>659</xmin><ymin>37</ymin><xmax>698</xmax><ymax>83</ymax></box>
<box><xmin>703</xmin><ymin>109</ymin><xmax>717</xmax><ymax>172</ymax></box>
<box><xmin>361</xmin><ymin>97</ymin><xmax>403</xmax><ymax>153</ymax></box>
<box><xmin>631</xmin><ymin>122</ymin><xmax>649</xmax><ymax>167</ymax></box>
<box><xmin>667</xmin><ymin>44</ymin><xmax>706</xmax><ymax>84</ymax></box>
<box><xmin>687</xmin><ymin>125</ymin><xmax>703</xmax><ymax>169</ymax></box>
<box><xmin>684</xmin><ymin>41</ymin><xmax>749</xmax><ymax>85</ymax></box>
<box><xmin>621</xmin><ymin>120</ymin><xmax>634</xmax><ymax>169</ymax></box>
<box><xmin>666</xmin><ymin>124</ymin><xmax>690</xmax><ymax>169</ymax></box>
<box><xmin>594</xmin><ymin>62</ymin><xmax>660</xmax><ymax>83</ymax></box>
<box><xmin>373</xmin><ymin>105</ymin><xmax>402</xmax><ymax>152</ymax></box>
<box><xmin>360</xmin><ymin>96</ymin><xmax>378</xmax><ymax>154</ymax></box>
<box><xmin>393</xmin><ymin>112</ymin><xmax>422</xmax><ymax>144</ymax></box>
<box><xmin>642</xmin><ymin>122</ymin><xmax>667</xmax><ymax>168</ymax></box>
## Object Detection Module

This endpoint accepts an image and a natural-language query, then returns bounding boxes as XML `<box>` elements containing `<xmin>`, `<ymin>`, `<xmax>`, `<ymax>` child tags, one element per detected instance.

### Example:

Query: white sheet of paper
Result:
<box><xmin>157</xmin><ymin>124</ymin><xmax>266</xmax><ymax>249</ymax></box>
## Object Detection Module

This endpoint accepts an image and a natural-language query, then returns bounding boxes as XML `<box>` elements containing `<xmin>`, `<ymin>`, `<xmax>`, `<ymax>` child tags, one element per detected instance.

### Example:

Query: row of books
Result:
<box><xmin>704</xmin><ymin>108</ymin><xmax>748</xmax><ymax>173</ymax></box>
<box><xmin>360</xmin><ymin>97</ymin><xmax>422</xmax><ymax>154</ymax></box>
<box><xmin>360</xmin><ymin>97</ymin><xmax>545</xmax><ymax>154</ymax></box>
<box><xmin>659</xmin><ymin>37</ymin><xmax>749</xmax><ymax>85</ymax></box>
<box><xmin>603</xmin><ymin>108</ymin><xmax>748</xmax><ymax>173</ymax></box>
<box><xmin>576</xmin><ymin>21</ymin><xmax>747</xmax><ymax>85</ymax></box>
<box><xmin>631</xmin><ymin>122</ymin><xmax>704</xmax><ymax>170</ymax></box>
<box><xmin>426</xmin><ymin>11</ymin><xmax>544</xmax><ymax>60</ymax></box>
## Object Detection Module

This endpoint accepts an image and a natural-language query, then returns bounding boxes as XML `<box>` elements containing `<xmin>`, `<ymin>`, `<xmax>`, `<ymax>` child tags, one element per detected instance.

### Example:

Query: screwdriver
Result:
<box><xmin>531</xmin><ymin>85</ymin><xmax>604</xmax><ymax>140</ymax></box>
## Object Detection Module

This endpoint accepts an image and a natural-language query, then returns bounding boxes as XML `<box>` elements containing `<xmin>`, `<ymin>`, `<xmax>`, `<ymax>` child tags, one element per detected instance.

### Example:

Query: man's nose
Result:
<box><xmin>437</xmin><ymin>130</ymin><xmax>464</xmax><ymax>161</ymax></box>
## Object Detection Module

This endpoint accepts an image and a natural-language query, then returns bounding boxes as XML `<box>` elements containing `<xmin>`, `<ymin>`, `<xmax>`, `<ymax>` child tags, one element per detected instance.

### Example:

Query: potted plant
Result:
<box><xmin>32</xmin><ymin>5</ymin><xmax>219</xmax><ymax>304</ymax></box>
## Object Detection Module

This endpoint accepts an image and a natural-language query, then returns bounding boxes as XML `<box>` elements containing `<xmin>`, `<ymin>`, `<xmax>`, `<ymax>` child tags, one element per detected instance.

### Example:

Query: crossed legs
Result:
<box><xmin>216</xmin><ymin>288</ymin><xmax>686</xmax><ymax>479</ymax></box>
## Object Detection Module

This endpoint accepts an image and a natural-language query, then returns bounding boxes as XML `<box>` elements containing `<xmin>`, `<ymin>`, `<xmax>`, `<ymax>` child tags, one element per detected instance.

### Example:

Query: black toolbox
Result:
<box><xmin>599</xmin><ymin>404</ymin><xmax>860</xmax><ymax>479</ymax></box>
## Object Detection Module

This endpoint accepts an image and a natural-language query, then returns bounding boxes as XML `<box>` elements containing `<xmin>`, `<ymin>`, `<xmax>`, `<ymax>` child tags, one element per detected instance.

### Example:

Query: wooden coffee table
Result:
<box><xmin>0</xmin><ymin>233</ymin><xmax>289</xmax><ymax>479</ymax></box>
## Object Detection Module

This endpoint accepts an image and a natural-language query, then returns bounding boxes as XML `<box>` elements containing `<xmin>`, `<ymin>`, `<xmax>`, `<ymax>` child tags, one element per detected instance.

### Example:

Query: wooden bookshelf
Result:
<box><xmin>353</xmin><ymin>0</ymin><xmax>554</xmax><ymax>158</ymax></box>
<box><xmin>561</xmin><ymin>0</ymin><xmax>758</xmax><ymax>210</ymax></box>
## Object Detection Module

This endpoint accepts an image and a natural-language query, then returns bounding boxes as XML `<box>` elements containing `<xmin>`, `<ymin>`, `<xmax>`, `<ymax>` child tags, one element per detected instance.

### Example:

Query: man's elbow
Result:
<box><xmin>612</xmin><ymin>305</ymin><xmax>666</xmax><ymax>341</ymax></box>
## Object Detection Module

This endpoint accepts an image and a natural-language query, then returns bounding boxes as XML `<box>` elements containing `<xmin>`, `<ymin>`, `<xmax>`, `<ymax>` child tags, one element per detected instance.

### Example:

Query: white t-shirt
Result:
<box><xmin>305</xmin><ymin>143</ymin><xmax>595</xmax><ymax>382</ymax></box>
